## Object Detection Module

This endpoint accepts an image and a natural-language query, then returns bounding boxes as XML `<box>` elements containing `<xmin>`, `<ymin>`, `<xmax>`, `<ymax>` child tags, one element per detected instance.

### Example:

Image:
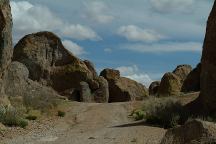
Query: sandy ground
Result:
<box><xmin>0</xmin><ymin>101</ymin><xmax>166</xmax><ymax>144</ymax></box>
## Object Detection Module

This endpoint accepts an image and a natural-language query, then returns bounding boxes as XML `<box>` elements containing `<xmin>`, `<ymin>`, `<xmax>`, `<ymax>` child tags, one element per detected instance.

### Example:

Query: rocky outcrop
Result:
<box><xmin>173</xmin><ymin>65</ymin><xmax>192</xmax><ymax>84</ymax></box>
<box><xmin>93</xmin><ymin>76</ymin><xmax>109</xmax><ymax>103</ymax></box>
<box><xmin>149</xmin><ymin>81</ymin><xmax>160</xmax><ymax>96</ymax></box>
<box><xmin>100</xmin><ymin>68</ymin><xmax>120</xmax><ymax>81</ymax></box>
<box><xmin>161</xmin><ymin>119</ymin><xmax>216</xmax><ymax>144</ymax></box>
<box><xmin>13</xmin><ymin>31</ymin><xmax>108</xmax><ymax>103</ymax></box>
<box><xmin>3</xmin><ymin>62</ymin><xmax>60</xmax><ymax>109</ymax></box>
<box><xmin>0</xmin><ymin>0</ymin><xmax>13</xmax><ymax>76</ymax></box>
<box><xmin>182</xmin><ymin>63</ymin><xmax>201</xmax><ymax>92</ymax></box>
<box><xmin>100</xmin><ymin>69</ymin><xmax>148</xmax><ymax>102</ymax></box>
<box><xmin>195</xmin><ymin>1</ymin><xmax>216</xmax><ymax>113</ymax></box>
<box><xmin>158</xmin><ymin>72</ymin><xmax>181</xmax><ymax>97</ymax></box>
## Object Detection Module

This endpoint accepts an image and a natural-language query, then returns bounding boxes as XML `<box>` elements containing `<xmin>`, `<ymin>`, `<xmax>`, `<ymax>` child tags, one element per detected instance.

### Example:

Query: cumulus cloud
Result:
<box><xmin>117</xmin><ymin>25</ymin><xmax>165</xmax><ymax>42</ymax></box>
<box><xmin>150</xmin><ymin>0</ymin><xmax>194</xmax><ymax>13</ymax></box>
<box><xmin>83</xmin><ymin>1</ymin><xmax>114</xmax><ymax>24</ymax></box>
<box><xmin>116</xmin><ymin>65</ymin><xmax>153</xmax><ymax>87</ymax></box>
<box><xmin>62</xmin><ymin>40</ymin><xmax>85</xmax><ymax>56</ymax></box>
<box><xmin>11</xmin><ymin>1</ymin><xmax>100</xmax><ymax>42</ymax></box>
<box><xmin>61</xmin><ymin>24</ymin><xmax>101</xmax><ymax>41</ymax></box>
<box><xmin>121</xmin><ymin>42</ymin><xmax>202</xmax><ymax>53</ymax></box>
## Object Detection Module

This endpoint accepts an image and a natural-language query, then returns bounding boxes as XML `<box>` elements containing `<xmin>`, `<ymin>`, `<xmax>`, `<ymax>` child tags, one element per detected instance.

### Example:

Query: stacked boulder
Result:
<box><xmin>13</xmin><ymin>32</ymin><xmax>109</xmax><ymax>103</ymax></box>
<box><xmin>157</xmin><ymin>65</ymin><xmax>192</xmax><ymax>97</ymax></box>
<box><xmin>100</xmin><ymin>69</ymin><xmax>148</xmax><ymax>102</ymax></box>
<box><xmin>181</xmin><ymin>63</ymin><xmax>201</xmax><ymax>93</ymax></box>
<box><xmin>0</xmin><ymin>0</ymin><xmax>61</xmax><ymax>107</ymax></box>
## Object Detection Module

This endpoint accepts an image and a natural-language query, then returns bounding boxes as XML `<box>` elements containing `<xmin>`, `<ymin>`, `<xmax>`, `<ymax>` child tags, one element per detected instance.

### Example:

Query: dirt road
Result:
<box><xmin>2</xmin><ymin>102</ymin><xmax>166</xmax><ymax>144</ymax></box>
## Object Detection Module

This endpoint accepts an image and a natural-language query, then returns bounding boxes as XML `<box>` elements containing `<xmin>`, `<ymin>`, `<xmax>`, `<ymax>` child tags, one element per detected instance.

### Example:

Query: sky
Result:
<box><xmin>11</xmin><ymin>0</ymin><xmax>214</xmax><ymax>87</ymax></box>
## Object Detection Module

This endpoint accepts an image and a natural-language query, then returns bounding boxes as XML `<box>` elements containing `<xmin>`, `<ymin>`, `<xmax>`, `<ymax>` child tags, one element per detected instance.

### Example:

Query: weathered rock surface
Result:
<box><xmin>196</xmin><ymin>1</ymin><xmax>216</xmax><ymax>113</ymax></box>
<box><xmin>158</xmin><ymin>72</ymin><xmax>181</xmax><ymax>97</ymax></box>
<box><xmin>182</xmin><ymin>63</ymin><xmax>201</xmax><ymax>93</ymax></box>
<box><xmin>100</xmin><ymin>69</ymin><xmax>148</xmax><ymax>102</ymax></box>
<box><xmin>0</xmin><ymin>0</ymin><xmax>13</xmax><ymax>76</ymax></box>
<box><xmin>100</xmin><ymin>68</ymin><xmax>120</xmax><ymax>81</ymax></box>
<box><xmin>149</xmin><ymin>81</ymin><xmax>160</xmax><ymax>96</ymax></box>
<box><xmin>3</xmin><ymin>62</ymin><xmax>60</xmax><ymax>109</ymax></box>
<box><xmin>173</xmin><ymin>65</ymin><xmax>192</xmax><ymax>84</ymax></box>
<box><xmin>13</xmin><ymin>31</ymin><xmax>109</xmax><ymax>103</ymax></box>
<box><xmin>93</xmin><ymin>76</ymin><xmax>109</xmax><ymax>103</ymax></box>
<box><xmin>161</xmin><ymin>119</ymin><xmax>216</xmax><ymax>144</ymax></box>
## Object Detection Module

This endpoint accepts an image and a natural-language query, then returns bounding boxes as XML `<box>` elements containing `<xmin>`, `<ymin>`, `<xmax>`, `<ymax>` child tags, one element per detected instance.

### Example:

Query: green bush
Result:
<box><xmin>26</xmin><ymin>110</ymin><xmax>41</xmax><ymax>120</ymax></box>
<box><xmin>131</xmin><ymin>110</ymin><xmax>145</xmax><ymax>121</ymax></box>
<box><xmin>57</xmin><ymin>111</ymin><xmax>66</xmax><ymax>117</ymax></box>
<box><xmin>0</xmin><ymin>105</ymin><xmax>28</xmax><ymax>128</ymax></box>
<box><xmin>139</xmin><ymin>98</ymin><xmax>189</xmax><ymax>128</ymax></box>
<box><xmin>18</xmin><ymin>119</ymin><xmax>28</xmax><ymax>128</ymax></box>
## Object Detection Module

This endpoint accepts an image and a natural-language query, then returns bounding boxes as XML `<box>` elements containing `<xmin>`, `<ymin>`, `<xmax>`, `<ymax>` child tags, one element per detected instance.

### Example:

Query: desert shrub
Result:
<box><xmin>23</xmin><ymin>95</ymin><xmax>59</xmax><ymax>112</ymax></box>
<box><xmin>0</xmin><ymin>105</ymin><xmax>28</xmax><ymax>128</ymax></box>
<box><xmin>57</xmin><ymin>111</ymin><xmax>66</xmax><ymax>117</ymax></box>
<box><xmin>134</xmin><ymin>98</ymin><xmax>189</xmax><ymax>128</ymax></box>
<box><xmin>26</xmin><ymin>110</ymin><xmax>41</xmax><ymax>120</ymax></box>
<box><xmin>131</xmin><ymin>110</ymin><xmax>145</xmax><ymax>121</ymax></box>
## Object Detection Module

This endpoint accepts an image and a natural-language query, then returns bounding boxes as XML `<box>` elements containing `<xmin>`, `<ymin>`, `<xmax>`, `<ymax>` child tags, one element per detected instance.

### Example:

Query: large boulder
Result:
<box><xmin>161</xmin><ymin>119</ymin><xmax>216</xmax><ymax>144</ymax></box>
<box><xmin>158</xmin><ymin>72</ymin><xmax>181</xmax><ymax>97</ymax></box>
<box><xmin>149</xmin><ymin>81</ymin><xmax>160</xmax><ymax>96</ymax></box>
<box><xmin>194</xmin><ymin>1</ymin><xmax>216</xmax><ymax>113</ymax></box>
<box><xmin>181</xmin><ymin>63</ymin><xmax>201</xmax><ymax>93</ymax></box>
<box><xmin>13</xmin><ymin>32</ymin><xmax>93</xmax><ymax>91</ymax></box>
<box><xmin>93</xmin><ymin>76</ymin><xmax>109</xmax><ymax>103</ymax></box>
<box><xmin>0</xmin><ymin>0</ymin><xmax>13</xmax><ymax>76</ymax></box>
<box><xmin>13</xmin><ymin>31</ymin><xmax>108</xmax><ymax>103</ymax></box>
<box><xmin>100</xmin><ymin>69</ymin><xmax>148</xmax><ymax>102</ymax></box>
<box><xmin>173</xmin><ymin>65</ymin><xmax>192</xmax><ymax>84</ymax></box>
<box><xmin>3</xmin><ymin>62</ymin><xmax>61</xmax><ymax>109</ymax></box>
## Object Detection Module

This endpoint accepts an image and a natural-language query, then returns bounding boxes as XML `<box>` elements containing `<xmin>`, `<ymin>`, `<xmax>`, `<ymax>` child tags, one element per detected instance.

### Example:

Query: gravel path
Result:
<box><xmin>1</xmin><ymin>102</ymin><xmax>166</xmax><ymax>144</ymax></box>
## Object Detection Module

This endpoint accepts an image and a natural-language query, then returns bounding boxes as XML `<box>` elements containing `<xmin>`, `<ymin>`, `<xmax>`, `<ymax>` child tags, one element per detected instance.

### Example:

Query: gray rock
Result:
<box><xmin>80</xmin><ymin>81</ymin><xmax>92</xmax><ymax>102</ymax></box>
<box><xmin>0</xmin><ymin>0</ymin><xmax>13</xmax><ymax>76</ymax></box>
<box><xmin>149</xmin><ymin>81</ymin><xmax>160</xmax><ymax>96</ymax></box>
<box><xmin>3</xmin><ymin>62</ymin><xmax>60</xmax><ymax>109</ymax></box>
<box><xmin>93</xmin><ymin>76</ymin><xmax>109</xmax><ymax>103</ymax></box>
<box><xmin>161</xmin><ymin>119</ymin><xmax>216</xmax><ymax>144</ymax></box>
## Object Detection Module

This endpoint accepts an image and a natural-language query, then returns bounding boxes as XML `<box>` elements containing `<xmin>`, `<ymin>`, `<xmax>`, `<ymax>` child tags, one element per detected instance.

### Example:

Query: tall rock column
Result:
<box><xmin>0</xmin><ymin>0</ymin><xmax>13</xmax><ymax>76</ymax></box>
<box><xmin>199</xmin><ymin>1</ymin><xmax>216</xmax><ymax>113</ymax></box>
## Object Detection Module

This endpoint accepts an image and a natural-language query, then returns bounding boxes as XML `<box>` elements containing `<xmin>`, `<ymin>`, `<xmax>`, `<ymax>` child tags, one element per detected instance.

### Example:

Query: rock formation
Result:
<box><xmin>3</xmin><ymin>62</ymin><xmax>60</xmax><ymax>109</ymax></box>
<box><xmin>149</xmin><ymin>81</ymin><xmax>160</xmax><ymax>96</ymax></box>
<box><xmin>100</xmin><ymin>69</ymin><xmax>148</xmax><ymax>102</ymax></box>
<box><xmin>158</xmin><ymin>72</ymin><xmax>181</xmax><ymax>97</ymax></box>
<box><xmin>0</xmin><ymin>0</ymin><xmax>13</xmax><ymax>76</ymax></box>
<box><xmin>173</xmin><ymin>65</ymin><xmax>192</xmax><ymax>84</ymax></box>
<box><xmin>182</xmin><ymin>63</ymin><xmax>201</xmax><ymax>92</ymax></box>
<box><xmin>196</xmin><ymin>1</ymin><xmax>216</xmax><ymax>113</ymax></box>
<box><xmin>157</xmin><ymin>65</ymin><xmax>192</xmax><ymax>97</ymax></box>
<box><xmin>13</xmin><ymin>31</ymin><xmax>109</xmax><ymax>103</ymax></box>
<box><xmin>161</xmin><ymin>119</ymin><xmax>216</xmax><ymax>144</ymax></box>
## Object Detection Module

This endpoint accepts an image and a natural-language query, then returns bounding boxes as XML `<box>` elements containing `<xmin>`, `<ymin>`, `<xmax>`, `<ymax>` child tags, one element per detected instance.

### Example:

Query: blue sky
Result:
<box><xmin>11</xmin><ymin>0</ymin><xmax>213</xmax><ymax>86</ymax></box>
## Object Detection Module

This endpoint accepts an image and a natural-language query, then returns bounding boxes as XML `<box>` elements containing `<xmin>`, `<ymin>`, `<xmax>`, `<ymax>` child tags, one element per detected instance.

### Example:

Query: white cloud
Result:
<box><xmin>104</xmin><ymin>48</ymin><xmax>112</xmax><ymax>53</ymax></box>
<box><xmin>116</xmin><ymin>65</ymin><xmax>153</xmax><ymax>87</ymax></box>
<box><xmin>117</xmin><ymin>25</ymin><xmax>165</xmax><ymax>42</ymax></box>
<box><xmin>61</xmin><ymin>24</ymin><xmax>101</xmax><ymax>41</ymax></box>
<box><xmin>83</xmin><ymin>1</ymin><xmax>114</xmax><ymax>24</ymax></box>
<box><xmin>62</xmin><ymin>40</ymin><xmax>85</xmax><ymax>56</ymax></box>
<box><xmin>150</xmin><ymin>0</ymin><xmax>194</xmax><ymax>13</ymax></box>
<box><xmin>121</xmin><ymin>42</ymin><xmax>202</xmax><ymax>53</ymax></box>
<box><xmin>11</xmin><ymin>1</ymin><xmax>100</xmax><ymax>41</ymax></box>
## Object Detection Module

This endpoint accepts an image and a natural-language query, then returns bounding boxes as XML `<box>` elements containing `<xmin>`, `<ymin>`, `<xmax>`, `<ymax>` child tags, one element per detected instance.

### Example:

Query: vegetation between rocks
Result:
<box><xmin>131</xmin><ymin>98</ymin><xmax>189</xmax><ymax>128</ymax></box>
<box><xmin>0</xmin><ymin>105</ymin><xmax>28</xmax><ymax>128</ymax></box>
